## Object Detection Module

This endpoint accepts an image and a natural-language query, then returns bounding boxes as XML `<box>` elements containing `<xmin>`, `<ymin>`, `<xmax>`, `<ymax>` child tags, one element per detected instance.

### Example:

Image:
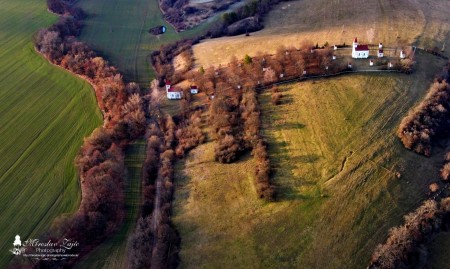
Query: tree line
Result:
<box><xmin>31</xmin><ymin>0</ymin><xmax>147</xmax><ymax>268</ymax></box>
<box><xmin>368</xmin><ymin>198</ymin><xmax>450</xmax><ymax>269</ymax></box>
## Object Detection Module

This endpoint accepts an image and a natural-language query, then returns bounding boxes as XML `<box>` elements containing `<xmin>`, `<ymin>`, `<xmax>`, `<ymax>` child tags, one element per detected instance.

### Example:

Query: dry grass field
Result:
<box><xmin>193</xmin><ymin>0</ymin><xmax>450</xmax><ymax>67</ymax></box>
<box><xmin>172</xmin><ymin>51</ymin><xmax>449</xmax><ymax>268</ymax></box>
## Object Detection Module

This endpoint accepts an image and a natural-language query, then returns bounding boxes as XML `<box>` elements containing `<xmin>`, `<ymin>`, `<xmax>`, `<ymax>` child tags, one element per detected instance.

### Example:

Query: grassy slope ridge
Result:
<box><xmin>0</xmin><ymin>0</ymin><xmax>102</xmax><ymax>267</ymax></box>
<box><xmin>76</xmin><ymin>0</ymin><xmax>210</xmax><ymax>86</ymax></box>
<box><xmin>193</xmin><ymin>0</ymin><xmax>450</xmax><ymax>67</ymax></box>
<box><xmin>74</xmin><ymin>140</ymin><xmax>146</xmax><ymax>269</ymax></box>
<box><xmin>172</xmin><ymin>51</ymin><xmax>448</xmax><ymax>268</ymax></box>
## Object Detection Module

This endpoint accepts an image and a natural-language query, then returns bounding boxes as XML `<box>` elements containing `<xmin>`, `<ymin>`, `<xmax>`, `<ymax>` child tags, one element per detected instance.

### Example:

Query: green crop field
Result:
<box><xmin>75</xmin><ymin>139</ymin><xmax>146</xmax><ymax>269</ymax></box>
<box><xmin>0</xmin><ymin>0</ymin><xmax>102</xmax><ymax>268</ymax></box>
<box><xmin>172</xmin><ymin>51</ymin><xmax>449</xmax><ymax>268</ymax></box>
<box><xmin>76</xmin><ymin>0</ymin><xmax>212</xmax><ymax>86</ymax></box>
<box><xmin>193</xmin><ymin>0</ymin><xmax>450</xmax><ymax>68</ymax></box>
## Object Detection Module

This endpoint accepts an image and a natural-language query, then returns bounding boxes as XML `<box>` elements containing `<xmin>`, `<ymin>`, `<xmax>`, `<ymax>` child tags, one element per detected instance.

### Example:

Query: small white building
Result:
<box><xmin>332</xmin><ymin>55</ymin><xmax>336</xmax><ymax>60</ymax></box>
<box><xmin>190</xmin><ymin>85</ymin><xmax>198</xmax><ymax>94</ymax></box>
<box><xmin>348</xmin><ymin>62</ymin><xmax>352</xmax><ymax>68</ymax></box>
<box><xmin>334</xmin><ymin>45</ymin><xmax>338</xmax><ymax>50</ymax></box>
<box><xmin>352</xmin><ymin>37</ymin><xmax>369</xmax><ymax>59</ymax></box>
<box><xmin>388</xmin><ymin>62</ymin><xmax>394</xmax><ymax>68</ymax></box>
<box><xmin>165</xmin><ymin>81</ymin><xmax>182</xmax><ymax>100</ymax></box>
<box><xmin>370</xmin><ymin>60</ymin><xmax>374</xmax><ymax>66</ymax></box>
<box><xmin>400</xmin><ymin>50</ymin><xmax>406</xmax><ymax>59</ymax></box>
<box><xmin>377</xmin><ymin>43</ymin><xmax>384</xmax><ymax>58</ymax></box>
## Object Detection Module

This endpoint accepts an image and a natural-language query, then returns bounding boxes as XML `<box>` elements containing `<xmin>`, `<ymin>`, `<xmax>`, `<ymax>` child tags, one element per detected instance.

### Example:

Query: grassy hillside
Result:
<box><xmin>172</xmin><ymin>52</ymin><xmax>448</xmax><ymax>268</ymax></box>
<box><xmin>430</xmin><ymin>232</ymin><xmax>450</xmax><ymax>269</ymax></box>
<box><xmin>193</xmin><ymin>0</ymin><xmax>450</xmax><ymax>67</ymax></box>
<box><xmin>76</xmin><ymin>0</ymin><xmax>211</xmax><ymax>85</ymax></box>
<box><xmin>75</xmin><ymin>139</ymin><xmax>146</xmax><ymax>269</ymax></box>
<box><xmin>0</xmin><ymin>0</ymin><xmax>102</xmax><ymax>267</ymax></box>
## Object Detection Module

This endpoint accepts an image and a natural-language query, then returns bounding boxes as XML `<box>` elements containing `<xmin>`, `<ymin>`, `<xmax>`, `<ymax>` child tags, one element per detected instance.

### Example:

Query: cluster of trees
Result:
<box><xmin>47</xmin><ymin>0</ymin><xmax>85</xmax><ymax>19</ymax></box>
<box><xmin>441</xmin><ymin>152</ymin><xmax>450</xmax><ymax>181</ymax></box>
<box><xmin>397</xmin><ymin>81</ymin><xmax>450</xmax><ymax>156</ymax></box>
<box><xmin>151</xmin><ymin>38</ymin><xmax>200</xmax><ymax>88</ymax></box>
<box><xmin>159</xmin><ymin>0</ymin><xmax>239</xmax><ymax>31</ymax></box>
<box><xmin>34</xmin><ymin>0</ymin><xmax>148</xmax><ymax>267</ymax></box>
<box><xmin>175</xmin><ymin>110</ymin><xmax>207</xmax><ymax>157</ymax></box>
<box><xmin>369</xmin><ymin>198</ymin><xmax>450</xmax><ymax>269</ymax></box>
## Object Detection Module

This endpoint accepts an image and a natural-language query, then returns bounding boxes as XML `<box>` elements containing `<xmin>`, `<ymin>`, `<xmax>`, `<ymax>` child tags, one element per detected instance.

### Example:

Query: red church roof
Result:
<box><xmin>354</xmin><ymin>37</ymin><xmax>358</xmax><ymax>42</ymax></box>
<box><xmin>190</xmin><ymin>85</ymin><xmax>198</xmax><ymax>89</ymax></box>
<box><xmin>355</xmin><ymin>45</ymin><xmax>369</xmax><ymax>51</ymax></box>
<box><xmin>165</xmin><ymin>80</ymin><xmax>171</xmax><ymax>85</ymax></box>
<box><xmin>167</xmin><ymin>86</ymin><xmax>181</xmax><ymax>92</ymax></box>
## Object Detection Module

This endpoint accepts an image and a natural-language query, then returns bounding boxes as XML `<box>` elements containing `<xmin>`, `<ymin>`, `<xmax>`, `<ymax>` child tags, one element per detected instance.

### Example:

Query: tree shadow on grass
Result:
<box><xmin>280</xmin><ymin>122</ymin><xmax>306</xmax><ymax>130</ymax></box>
<box><xmin>278</xmin><ymin>93</ymin><xmax>294</xmax><ymax>105</ymax></box>
<box><xmin>268</xmin><ymin>140</ymin><xmax>319</xmax><ymax>201</ymax></box>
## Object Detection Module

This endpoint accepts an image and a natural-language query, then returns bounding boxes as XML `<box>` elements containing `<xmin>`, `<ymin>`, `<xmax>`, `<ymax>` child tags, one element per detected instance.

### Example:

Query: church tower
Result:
<box><xmin>352</xmin><ymin>37</ymin><xmax>358</xmax><ymax>58</ymax></box>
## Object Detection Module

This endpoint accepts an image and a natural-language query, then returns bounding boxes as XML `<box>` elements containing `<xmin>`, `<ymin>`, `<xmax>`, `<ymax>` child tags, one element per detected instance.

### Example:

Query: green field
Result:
<box><xmin>76</xmin><ymin>0</ymin><xmax>212</xmax><ymax>85</ymax></box>
<box><xmin>75</xmin><ymin>139</ymin><xmax>146</xmax><ymax>269</ymax></box>
<box><xmin>0</xmin><ymin>0</ymin><xmax>102</xmax><ymax>268</ymax></box>
<box><xmin>172</xmin><ymin>51</ymin><xmax>449</xmax><ymax>268</ymax></box>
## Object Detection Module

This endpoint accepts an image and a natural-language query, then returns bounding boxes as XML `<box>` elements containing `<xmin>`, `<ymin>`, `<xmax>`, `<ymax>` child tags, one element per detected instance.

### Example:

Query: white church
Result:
<box><xmin>165</xmin><ymin>80</ymin><xmax>182</xmax><ymax>100</ymax></box>
<box><xmin>351</xmin><ymin>37</ymin><xmax>369</xmax><ymax>59</ymax></box>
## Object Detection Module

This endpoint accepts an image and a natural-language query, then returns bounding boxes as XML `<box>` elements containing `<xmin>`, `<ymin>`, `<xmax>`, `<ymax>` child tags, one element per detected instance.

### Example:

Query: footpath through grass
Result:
<box><xmin>76</xmin><ymin>0</ymin><xmax>211</xmax><ymax>85</ymax></box>
<box><xmin>75</xmin><ymin>139</ymin><xmax>146</xmax><ymax>269</ymax></box>
<box><xmin>0</xmin><ymin>0</ymin><xmax>102</xmax><ymax>267</ymax></box>
<box><xmin>172</xmin><ymin>52</ymin><xmax>448</xmax><ymax>268</ymax></box>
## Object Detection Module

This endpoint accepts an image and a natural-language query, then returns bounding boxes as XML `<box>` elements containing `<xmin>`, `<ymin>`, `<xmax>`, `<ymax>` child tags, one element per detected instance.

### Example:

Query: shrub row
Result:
<box><xmin>397</xmin><ymin>81</ymin><xmax>450</xmax><ymax>156</ymax></box>
<box><xmin>369</xmin><ymin>198</ymin><xmax>450</xmax><ymax>269</ymax></box>
<box><xmin>127</xmin><ymin>116</ymin><xmax>180</xmax><ymax>269</ymax></box>
<box><xmin>241</xmin><ymin>90</ymin><xmax>275</xmax><ymax>200</ymax></box>
<box><xmin>208</xmin><ymin>84</ymin><xmax>275</xmax><ymax>200</ymax></box>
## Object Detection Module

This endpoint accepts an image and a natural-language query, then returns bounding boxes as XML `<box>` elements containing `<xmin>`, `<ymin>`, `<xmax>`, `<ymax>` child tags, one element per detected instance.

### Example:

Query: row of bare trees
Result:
<box><xmin>369</xmin><ymin>198</ymin><xmax>450</xmax><ymax>269</ymax></box>
<box><xmin>208</xmin><ymin>85</ymin><xmax>275</xmax><ymax>200</ymax></box>
<box><xmin>32</xmin><ymin>0</ymin><xmax>148</xmax><ymax>267</ymax></box>
<box><xmin>127</xmin><ymin>97</ymin><xmax>207</xmax><ymax>268</ymax></box>
<box><xmin>397</xmin><ymin>80</ymin><xmax>450</xmax><ymax>156</ymax></box>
